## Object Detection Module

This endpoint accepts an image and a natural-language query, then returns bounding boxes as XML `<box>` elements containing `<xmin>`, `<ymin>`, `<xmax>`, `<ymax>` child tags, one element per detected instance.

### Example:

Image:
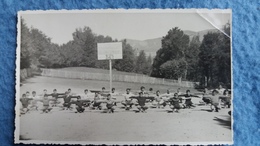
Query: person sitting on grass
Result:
<box><xmin>89</xmin><ymin>92</ymin><xmax>103</xmax><ymax>110</ymax></box>
<box><xmin>36</xmin><ymin>94</ymin><xmax>57</xmax><ymax>114</ymax></box>
<box><xmin>101</xmin><ymin>94</ymin><xmax>119</xmax><ymax>113</ymax></box>
<box><xmin>49</xmin><ymin>89</ymin><xmax>66</xmax><ymax>107</ymax></box>
<box><xmin>219</xmin><ymin>89</ymin><xmax>231</xmax><ymax>108</ymax></box>
<box><xmin>158</xmin><ymin>90</ymin><xmax>173</xmax><ymax>108</ymax></box>
<box><xmin>167</xmin><ymin>93</ymin><xmax>181</xmax><ymax>113</ymax></box>
<box><xmin>29</xmin><ymin>91</ymin><xmax>40</xmax><ymax>111</ymax></box>
<box><xmin>57</xmin><ymin>91</ymin><xmax>79</xmax><ymax>110</ymax></box>
<box><xmin>202</xmin><ymin>88</ymin><xmax>212</xmax><ymax>105</ymax></box>
<box><xmin>70</xmin><ymin>96</ymin><xmax>91</xmax><ymax>113</ymax></box>
<box><xmin>121</xmin><ymin>88</ymin><xmax>134</xmax><ymax>110</ymax></box>
<box><xmin>20</xmin><ymin>93</ymin><xmax>33</xmax><ymax>114</ymax></box>
<box><xmin>151</xmin><ymin>90</ymin><xmax>164</xmax><ymax>108</ymax></box>
<box><xmin>205</xmin><ymin>90</ymin><xmax>221</xmax><ymax>112</ymax></box>
<box><xmin>130</xmin><ymin>92</ymin><xmax>154</xmax><ymax>113</ymax></box>
<box><xmin>179</xmin><ymin>90</ymin><xmax>199</xmax><ymax>109</ymax></box>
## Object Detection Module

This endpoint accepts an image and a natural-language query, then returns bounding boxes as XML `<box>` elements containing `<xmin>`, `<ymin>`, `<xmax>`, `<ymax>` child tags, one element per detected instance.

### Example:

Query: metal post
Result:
<box><xmin>109</xmin><ymin>59</ymin><xmax>112</xmax><ymax>93</ymax></box>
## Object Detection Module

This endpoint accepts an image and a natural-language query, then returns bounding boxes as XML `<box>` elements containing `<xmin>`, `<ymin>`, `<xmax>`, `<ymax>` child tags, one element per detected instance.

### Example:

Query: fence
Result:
<box><xmin>41</xmin><ymin>69</ymin><xmax>195</xmax><ymax>87</ymax></box>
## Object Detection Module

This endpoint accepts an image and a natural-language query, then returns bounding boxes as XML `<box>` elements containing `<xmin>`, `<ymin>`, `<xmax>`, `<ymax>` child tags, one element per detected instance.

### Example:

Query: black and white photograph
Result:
<box><xmin>15</xmin><ymin>9</ymin><xmax>232</xmax><ymax>145</ymax></box>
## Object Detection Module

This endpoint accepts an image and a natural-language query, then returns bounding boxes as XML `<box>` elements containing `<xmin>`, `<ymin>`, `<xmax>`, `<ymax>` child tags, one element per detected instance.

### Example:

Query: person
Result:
<box><xmin>201</xmin><ymin>88</ymin><xmax>212</xmax><ymax>105</ymax></box>
<box><xmin>36</xmin><ymin>94</ymin><xmax>56</xmax><ymax>113</ymax></box>
<box><xmin>57</xmin><ymin>91</ymin><xmax>79</xmax><ymax>110</ymax></box>
<box><xmin>20</xmin><ymin>93</ymin><xmax>33</xmax><ymax>114</ymax></box>
<box><xmin>167</xmin><ymin>93</ymin><xmax>181</xmax><ymax>112</ymax></box>
<box><xmin>101</xmin><ymin>94</ymin><xmax>118</xmax><ymax>113</ymax></box>
<box><xmin>179</xmin><ymin>90</ymin><xmax>199</xmax><ymax>108</ymax></box>
<box><xmin>130</xmin><ymin>92</ymin><xmax>154</xmax><ymax>113</ymax></box>
<box><xmin>219</xmin><ymin>89</ymin><xmax>231</xmax><ymax>108</ymax></box>
<box><xmin>204</xmin><ymin>90</ymin><xmax>221</xmax><ymax>112</ymax></box>
<box><xmin>216</xmin><ymin>85</ymin><xmax>225</xmax><ymax>95</ymax></box>
<box><xmin>121</xmin><ymin>88</ymin><xmax>134</xmax><ymax>110</ymax></box>
<box><xmin>151</xmin><ymin>90</ymin><xmax>164</xmax><ymax>108</ymax></box>
<box><xmin>40</xmin><ymin>89</ymin><xmax>50</xmax><ymax>97</ymax></box>
<box><xmin>111</xmin><ymin>88</ymin><xmax>115</xmax><ymax>94</ymax></box>
<box><xmin>90</xmin><ymin>92</ymin><xmax>103</xmax><ymax>110</ymax></box>
<box><xmin>159</xmin><ymin>90</ymin><xmax>173</xmax><ymax>108</ymax></box>
<box><xmin>49</xmin><ymin>89</ymin><xmax>66</xmax><ymax>107</ymax></box>
<box><xmin>29</xmin><ymin>91</ymin><xmax>40</xmax><ymax>111</ymax></box>
<box><xmin>148</xmin><ymin>88</ymin><xmax>154</xmax><ymax>95</ymax></box>
<box><xmin>70</xmin><ymin>96</ymin><xmax>91</xmax><ymax>113</ymax></box>
<box><xmin>101</xmin><ymin>87</ymin><xmax>106</xmax><ymax>93</ymax></box>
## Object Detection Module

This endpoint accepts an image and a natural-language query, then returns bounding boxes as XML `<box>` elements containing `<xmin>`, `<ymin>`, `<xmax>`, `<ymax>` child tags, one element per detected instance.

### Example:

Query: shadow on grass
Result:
<box><xmin>213</xmin><ymin>116</ymin><xmax>231</xmax><ymax>129</ymax></box>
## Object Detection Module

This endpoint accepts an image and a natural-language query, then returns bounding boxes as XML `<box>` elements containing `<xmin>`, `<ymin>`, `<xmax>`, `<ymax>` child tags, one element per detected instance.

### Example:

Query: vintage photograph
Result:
<box><xmin>15</xmin><ymin>9</ymin><xmax>232</xmax><ymax>145</ymax></box>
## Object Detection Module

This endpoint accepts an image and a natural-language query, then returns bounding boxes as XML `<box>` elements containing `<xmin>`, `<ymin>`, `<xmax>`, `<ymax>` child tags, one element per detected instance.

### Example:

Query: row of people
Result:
<box><xmin>20</xmin><ymin>86</ymin><xmax>231</xmax><ymax>114</ymax></box>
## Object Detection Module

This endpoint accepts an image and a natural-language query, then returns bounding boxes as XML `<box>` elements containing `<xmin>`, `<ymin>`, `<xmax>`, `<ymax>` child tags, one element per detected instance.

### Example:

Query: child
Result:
<box><xmin>179</xmin><ymin>90</ymin><xmax>198</xmax><ymax>108</ymax></box>
<box><xmin>36</xmin><ymin>94</ymin><xmax>56</xmax><ymax>113</ymax></box>
<box><xmin>49</xmin><ymin>89</ymin><xmax>65</xmax><ymax>107</ymax></box>
<box><xmin>29</xmin><ymin>91</ymin><xmax>39</xmax><ymax>111</ymax></box>
<box><xmin>57</xmin><ymin>91</ymin><xmax>79</xmax><ymax>110</ymax></box>
<box><xmin>20</xmin><ymin>93</ymin><xmax>33</xmax><ymax>114</ymax></box>
<box><xmin>203</xmin><ymin>90</ymin><xmax>221</xmax><ymax>112</ymax></box>
<box><xmin>121</xmin><ymin>88</ymin><xmax>134</xmax><ymax>110</ymax></box>
<box><xmin>158</xmin><ymin>90</ymin><xmax>173</xmax><ymax>108</ymax></box>
<box><xmin>130</xmin><ymin>92</ymin><xmax>154</xmax><ymax>113</ymax></box>
<box><xmin>102</xmin><ymin>94</ymin><xmax>118</xmax><ymax>113</ymax></box>
<box><xmin>219</xmin><ymin>89</ymin><xmax>231</xmax><ymax>108</ymax></box>
<box><xmin>168</xmin><ymin>93</ymin><xmax>181</xmax><ymax>112</ymax></box>
<box><xmin>70</xmin><ymin>96</ymin><xmax>91</xmax><ymax>113</ymax></box>
<box><xmin>90</xmin><ymin>92</ymin><xmax>103</xmax><ymax>110</ymax></box>
<box><xmin>151</xmin><ymin>90</ymin><xmax>163</xmax><ymax>108</ymax></box>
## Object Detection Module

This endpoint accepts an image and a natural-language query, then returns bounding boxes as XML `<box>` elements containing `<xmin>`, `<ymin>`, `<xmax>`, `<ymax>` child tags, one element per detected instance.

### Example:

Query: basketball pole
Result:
<box><xmin>109</xmin><ymin>59</ymin><xmax>112</xmax><ymax>94</ymax></box>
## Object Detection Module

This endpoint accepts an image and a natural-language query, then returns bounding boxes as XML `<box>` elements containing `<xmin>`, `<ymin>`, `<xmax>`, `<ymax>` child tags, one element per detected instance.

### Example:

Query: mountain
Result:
<box><xmin>125</xmin><ymin>38</ymin><xmax>161</xmax><ymax>57</ymax></box>
<box><xmin>125</xmin><ymin>29</ymin><xmax>220</xmax><ymax>58</ymax></box>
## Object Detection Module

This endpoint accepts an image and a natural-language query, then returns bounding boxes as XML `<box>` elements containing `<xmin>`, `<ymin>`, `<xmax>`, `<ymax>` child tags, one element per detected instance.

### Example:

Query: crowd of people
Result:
<box><xmin>19</xmin><ymin>85</ymin><xmax>231</xmax><ymax>115</ymax></box>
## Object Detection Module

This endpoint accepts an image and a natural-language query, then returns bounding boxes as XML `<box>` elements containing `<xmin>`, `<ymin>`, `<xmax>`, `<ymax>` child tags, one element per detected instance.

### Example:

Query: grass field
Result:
<box><xmin>17</xmin><ymin>75</ymin><xmax>232</xmax><ymax>144</ymax></box>
<box><xmin>57</xmin><ymin>67</ymin><xmax>146</xmax><ymax>76</ymax></box>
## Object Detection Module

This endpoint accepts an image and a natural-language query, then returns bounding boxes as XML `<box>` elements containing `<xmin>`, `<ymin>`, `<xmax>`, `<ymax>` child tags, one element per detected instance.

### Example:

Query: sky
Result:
<box><xmin>20</xmin><ymin>9</ymin><xmax>231</xmax><ymax>45</ymax></box>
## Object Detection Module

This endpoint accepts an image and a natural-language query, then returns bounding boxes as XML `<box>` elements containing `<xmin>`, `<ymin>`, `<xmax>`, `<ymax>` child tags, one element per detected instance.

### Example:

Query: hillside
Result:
<box><xmin>125</xmin><ymin>29</ymin><xmax>220</xmax><ymax>58</ymax></box>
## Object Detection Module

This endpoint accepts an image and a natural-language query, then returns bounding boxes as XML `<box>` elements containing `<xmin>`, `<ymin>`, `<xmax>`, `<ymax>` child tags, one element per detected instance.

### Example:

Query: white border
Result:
<box><xmin>15</xmin><ymin>9</ymin><xmax>233</xmax><ymax>145</ymax></box>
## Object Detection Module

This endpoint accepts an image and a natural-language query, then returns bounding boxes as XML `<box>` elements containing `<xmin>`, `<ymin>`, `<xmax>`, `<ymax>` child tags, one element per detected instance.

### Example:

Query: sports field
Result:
<box><xmin>18</xmin><ymin>76</ymin><xmax>232</xmax><ymax>144</ymax></box>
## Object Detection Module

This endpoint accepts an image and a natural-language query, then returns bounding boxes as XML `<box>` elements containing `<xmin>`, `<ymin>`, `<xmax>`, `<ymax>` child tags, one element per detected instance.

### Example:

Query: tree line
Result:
<box><xmin>21</xmin><ymin>18</ymin><xmax>231</xmax><ymax>88</ymax></box>
<box><xmin>20</xmin><ymin>19</ymin><xmax>152</xmax><ymax>75</ymax></box>
<box><xmin>151</xmin><ymin>25</ymin><xmax>231</xmax><ymax>88</ymax></box>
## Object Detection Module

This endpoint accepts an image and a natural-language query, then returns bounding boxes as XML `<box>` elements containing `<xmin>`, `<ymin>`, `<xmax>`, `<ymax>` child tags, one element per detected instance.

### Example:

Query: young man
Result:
<box><xmin>151</xmin><ymin>90</ymin><xmax>163</xmax><ymax>108</ymax></box>
<box><xmin>20</xmin><ymin>93</ymin><xmax>33</xmax><ymax>114</ymax></box>
<box><xmin>158</xmin><ymin>90</ymin><xmax>173</xmax><ymax>108</ymax></box>
<box><xmin>167</xmin><ymin>93</ymin><xmax>181</xmax><ymax>113</ymax></box>
<box><xmin>89</xmin><ymin>92</ymin><xmax>103</xmax><ymax>110</ymax></box>
<box><xmin>57</xmin><ymin>91</ymin><xmax>79</xmax><ymax>110</ymax></box>
<box><xmin>29</xmin><ymin>91</ymin><xmax>40</xmax><ymax>111</ymax></box>
<box><xmin>36</xmin><ymin>94</ymin><xmax>57</xmax><ymax>113</ymax></box>
<box><xmin>121</xmin><ymin>88</ymin><xmax>134</xmax><ymax>110</ymax></box>
<box><xmin>179</xmin><ymin>90</ymin><xmax>199</xmax><ymax>108</ymax></box>
<box><xmin>101</xmin><ymin>94</ymin><xmax>118</xmax><ymax>113</ymax></box>
<box><xmin>49</xmin><ymin>89</ymin><xmax>66</xmax><ymax>107</ymax></box>
<box><xmin>219</xmin><ymin>89</ymin><xmax>231</xmax><ymax>108</ymax></box>
<box><xmin>130</xmin><ymin>92</ymin><xmax>154</xmax><ymax>113</ymax></box>
<box><xmin>203</xmin><ymin>90</ymin><xmax>221</xmax><ymax>112</ymax></box>
<box><xmin>70</xmin><ymin>96</ymin><xmax>91</xmax><ymax>113</ymax></box>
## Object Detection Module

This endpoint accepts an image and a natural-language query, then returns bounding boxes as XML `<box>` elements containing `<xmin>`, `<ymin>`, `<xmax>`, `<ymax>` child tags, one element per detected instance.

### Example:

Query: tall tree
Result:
<box><xmin>135</xmin><ymin>50</ymin><xmax>148</xmax><ymax>74</ymax></box>
<box><xmin>151</xmin><ymin>27</ymin><xmax>190</xmax><ymax>79</ymax></box>
<box><xmin>185</xmin><ymin>35</ymin><xmax>201</xmax><ymax>81</ymax></box>
<box><xmin>113</xmin><ymin>40</ymin><xmax>135</xmax><ymax>72</ymax></box>
<box><xmin>198</xmin><ymin>24</ymin><xmax>231</xmax><ymax>88</ymax></box>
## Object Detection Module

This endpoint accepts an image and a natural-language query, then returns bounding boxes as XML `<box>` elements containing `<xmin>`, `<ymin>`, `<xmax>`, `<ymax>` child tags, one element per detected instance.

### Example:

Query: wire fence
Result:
<box><xmin>41</xmin><ymin>68</ymin><xmax>196</xmax><ymax>87</ymax></box>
